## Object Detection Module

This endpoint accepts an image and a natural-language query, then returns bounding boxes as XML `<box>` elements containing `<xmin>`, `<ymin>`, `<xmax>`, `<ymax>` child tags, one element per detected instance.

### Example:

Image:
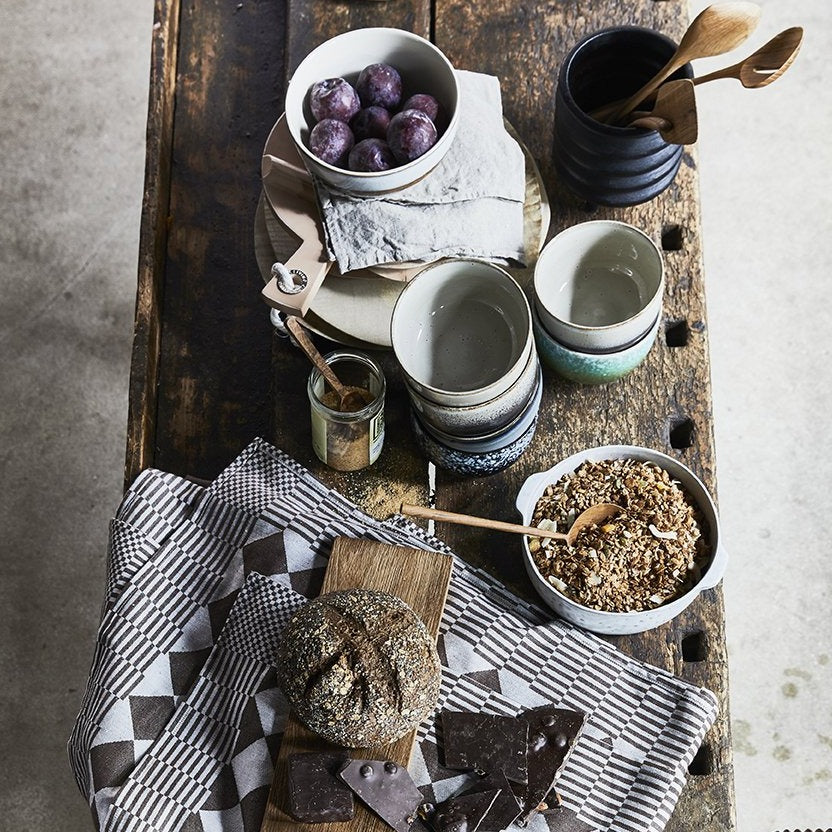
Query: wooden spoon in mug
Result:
<box><xmin>603</xmin><ymin>2</ymin><xmax>762</xmax><ymax>124</ymax></box>
<box><xmin>400</xmin><ymin>502</ymin><xmax>624</xmax><ymax>547</ymax></box>
<box><xmin>285</xmin><ymin>316</ymin><xmax>368</xmax><ymax>412</ymax></box>
<box><xmin>627</xmin><ymin>78</ymin><xmax>699</xmax><ymax>144</ymax></box>
<box><xmin>694</xmin><ymin>25</ymin><xmax>803</xmax><ymax>88</ymax></box>
<box><xmin>593</xmin><ymin>27</ymin><xmax>803</xmax><ymax>121</ymax></box>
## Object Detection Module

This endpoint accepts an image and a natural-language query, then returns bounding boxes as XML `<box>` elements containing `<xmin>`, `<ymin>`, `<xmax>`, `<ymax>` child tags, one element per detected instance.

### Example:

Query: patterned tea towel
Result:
<box><xmin>69</xmin><ymin>438</ymin><xmax>718</xmax><ymax>832</ymax></box>
<box><xmin>316</xmin><ymin>70</ymin><xmax>527</xmax><ymax>273</ymax></box>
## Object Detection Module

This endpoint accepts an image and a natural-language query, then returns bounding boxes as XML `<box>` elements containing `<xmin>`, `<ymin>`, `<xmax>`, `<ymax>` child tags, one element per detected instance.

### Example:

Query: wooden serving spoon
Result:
<box><xmin>627</xmin><ymin>78</ymin><xmax>699</xmax><ymax>144</ymax></box>
<box><xmin>285</xmin><ymin>316</ymin><xmax>368</xmax><ymax>412</ymax></box>
<box><xmin>603</xmin><ymin>1</ymin><xmax>762</xmax><ymax>124</ymax></box>
<box><xmin>694</xmin><ymin>25</ymin><xmax>803</xmax><ymax>88</ymax></box>
<box><xmin>400</xmin><ymin>502</ymin><xmax>624</xmax><ymax>547</ymax></box>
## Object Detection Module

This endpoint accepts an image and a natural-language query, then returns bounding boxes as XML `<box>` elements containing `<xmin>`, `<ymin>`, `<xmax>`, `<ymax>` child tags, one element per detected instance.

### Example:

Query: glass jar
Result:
<box><xmin>307</xmin><ymin>350</ymin><xmax>386</xmax><ymax>472</ymax></box>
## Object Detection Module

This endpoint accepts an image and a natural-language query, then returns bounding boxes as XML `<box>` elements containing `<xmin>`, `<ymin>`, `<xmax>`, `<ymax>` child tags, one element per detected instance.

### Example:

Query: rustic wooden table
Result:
<box><xmin>127</xmin><ymin>1</ymin><xmax>735</xmax><ymax>830</ymax></box>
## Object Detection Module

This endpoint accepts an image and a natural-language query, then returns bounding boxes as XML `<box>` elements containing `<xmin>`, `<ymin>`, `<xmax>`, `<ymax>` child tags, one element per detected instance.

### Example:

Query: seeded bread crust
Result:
<box><xmin>277</xmin><ymin>589</ymin><xmax>441</xmax><ymax>747</ymax></box>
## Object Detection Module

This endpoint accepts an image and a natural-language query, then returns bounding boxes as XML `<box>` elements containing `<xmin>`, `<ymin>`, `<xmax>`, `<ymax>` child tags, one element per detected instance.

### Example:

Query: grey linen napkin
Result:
<box><xmin>317</xmin><ymin>70</ymin><xmax>527</xmax><ymax>273</ymax></box>
<box><xmin>70</xmin><ymin>438</ymin><xmax>718</xmax><ymax>832</ymax></box>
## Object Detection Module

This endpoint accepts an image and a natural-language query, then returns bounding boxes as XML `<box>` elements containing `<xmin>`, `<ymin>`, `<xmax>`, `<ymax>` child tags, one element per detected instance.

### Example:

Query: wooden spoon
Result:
<box><xmin>604</xmin><ymin>2</ymin><xmax>761</xmax><ymax>124</ymax></box>
<box><xmin>694</xmin><ymin>25</ymin><xmax>803</xmax><ymax>87</ymax></box>
<box><xmin>285</xmin><ymin>316</ymin><xmax>368</xmax><ymax>412</ymax></box>
<box><xmin>400</xmin><ymin>502</ymin><xmax>624</xmax><ymax>547</ymax></box>
<box><xmin>592</xmin><ymin>28</ymin><xmax>802</xmax><ymax>121</ymax></box>
<box><xmin>627</xmin><ymin>78</ymin><xmax>699</xmax><ymax>144</ymax></box>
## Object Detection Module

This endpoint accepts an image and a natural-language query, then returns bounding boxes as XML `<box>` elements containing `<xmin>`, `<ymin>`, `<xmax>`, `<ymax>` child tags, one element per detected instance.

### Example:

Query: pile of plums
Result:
<box><xmin>307</xmin><ymin>63</ymin><xmax>447</xmax><ymax>172</ymax></box>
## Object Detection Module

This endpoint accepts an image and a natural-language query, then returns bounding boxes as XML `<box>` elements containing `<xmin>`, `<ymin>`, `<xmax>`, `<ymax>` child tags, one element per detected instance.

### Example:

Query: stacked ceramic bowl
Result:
<box><xmin>391</xmin><ymin>260</ymin><xmax>542</xmax><ymax>476</ymax></box>
<box><xmin>533</xmin><ymin>220</ymin><xmax>664</xmax><ymax>384</ymax></box>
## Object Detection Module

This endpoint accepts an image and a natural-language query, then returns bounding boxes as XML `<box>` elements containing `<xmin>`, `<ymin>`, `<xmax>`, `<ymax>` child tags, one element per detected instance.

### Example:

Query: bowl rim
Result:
<box><xmin>391</xmin><ymin>258</ymin><xmax>533</xmax><ymax>401</ymax></box>
<box><xmin>515</xmin><ymin>444</ymin><xmax>727</xmax><ymax>623</ymax></box>
<box><xmin>533</xmin><ymin>219</ymin><xmax>664</xmax><ymax>335</ymax></box>
<box><xmin>286</xmin><ymin>27</ymin><xmax>461</xmax><ymax>180</ymax></box>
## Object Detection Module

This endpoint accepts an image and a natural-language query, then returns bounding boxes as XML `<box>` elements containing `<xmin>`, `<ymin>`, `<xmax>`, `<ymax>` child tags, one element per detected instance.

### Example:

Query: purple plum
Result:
<box><xmin>348</xmin><ymin>138</ymin><xmax>396</xmax><ymax>172</ymax></box>
<box><xmin>356</xmin><ymin>63</ymin><xmax>402</xmax><ymax>110</ymax></box>
<box><xmin>350</xmin><ymin>106</ymin><xmax>391</xmax><ymax>142</ymax></box>
<box><xmin>309</xmin><ymin>119</ymin><xmax>354</xmax><ymax>167</ymax></box>
<box><xmin>309</xmin><ymin>77</ymin><xmax>360</xmax><ymax>123</ymax></box>
<box><xmin>387</xmin><ymin>109</ymin><xmax>438</xmax><ymax>164</ymax></box>
<box><xmin>402</xmin><ymin>93</ymin><xmax>449</xmax><ymax>133</ymax></box>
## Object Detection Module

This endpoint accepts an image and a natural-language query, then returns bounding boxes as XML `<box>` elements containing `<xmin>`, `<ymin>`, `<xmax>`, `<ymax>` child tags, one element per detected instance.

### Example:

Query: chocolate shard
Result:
<box><xmin>286</xmin><ymin>752</ymin><xmax>354</xmax><ymax>823</ymax></box>
<box><xmin>432</xmin><ymin>788</ymin><xmax>502</xmax><ymax>832</ymax></box>
<box><xmin>442</xmin><ymin>711</ymin><xmax>529</xmax><ymax>784</ymax></box>
<box><xmin>513</xmin><ymin>707</ymin><xmax>586</xmax><ymax>826</ymax></box>
<box><xmin>542</xmin><ymin>805</ymin><xmax>596</xmax><ymax>832</ymax></box>
<box><xmin>339</xmin><ymin>759</ymin><xmax>425</xmax><ymax>832</ymax></box>
<box><xmin>459</xmin><ymin>771</ymin><xmax>522</xmax><ymax>832</ymax></box>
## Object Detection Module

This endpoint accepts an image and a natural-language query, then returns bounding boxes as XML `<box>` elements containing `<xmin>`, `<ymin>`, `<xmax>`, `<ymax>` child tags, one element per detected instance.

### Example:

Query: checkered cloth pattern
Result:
<box><xmin>70</xmin><ymin>438</ymin><xmax>718</xmax><ymax>832</ymax></box>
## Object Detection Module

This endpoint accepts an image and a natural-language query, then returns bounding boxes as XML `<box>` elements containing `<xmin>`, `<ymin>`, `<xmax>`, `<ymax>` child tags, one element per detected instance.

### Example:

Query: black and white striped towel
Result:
<box><xmin>69</xmin><ymin>438</ymin><xmax>718</xmax><ymax>832</ymax></box>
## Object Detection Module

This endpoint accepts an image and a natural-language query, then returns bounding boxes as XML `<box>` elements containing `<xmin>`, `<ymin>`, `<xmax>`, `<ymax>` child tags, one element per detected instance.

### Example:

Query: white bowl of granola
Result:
<box><xmin>515</xmin><ymin>445</ymin><xmax>727</xmax><ymax>635</ymax></box>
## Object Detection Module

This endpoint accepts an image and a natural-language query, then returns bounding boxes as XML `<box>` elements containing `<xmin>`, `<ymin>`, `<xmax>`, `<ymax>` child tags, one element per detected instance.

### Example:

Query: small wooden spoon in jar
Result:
<box><xmin>285</xmin><ymin>316</ymin><xmax>368</xmax><ymax>412</ymax></box>
<box><xmin>400</xmin><ymin>502</ymin><xmax>624</xmax><ymax>547</ymax></box>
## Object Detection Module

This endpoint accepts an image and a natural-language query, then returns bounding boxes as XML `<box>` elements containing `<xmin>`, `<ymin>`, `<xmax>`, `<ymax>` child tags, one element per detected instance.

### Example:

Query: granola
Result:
<box><xmin>528</xmin><ymin>459</ymin><xmax>710</xmax><ymax>613</ymax></box>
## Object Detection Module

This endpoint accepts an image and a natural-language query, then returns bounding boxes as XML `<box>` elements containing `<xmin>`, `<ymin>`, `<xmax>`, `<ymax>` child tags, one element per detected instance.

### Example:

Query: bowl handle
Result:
<box><xmin>698</xmin><ymin>543</ymin><xmax>729</xmax><ymax>590</ymax></box>
<box><xmin>515</xmin><ymin>469</ymin><xmax>555</xmax><ymax>522</ymax></box>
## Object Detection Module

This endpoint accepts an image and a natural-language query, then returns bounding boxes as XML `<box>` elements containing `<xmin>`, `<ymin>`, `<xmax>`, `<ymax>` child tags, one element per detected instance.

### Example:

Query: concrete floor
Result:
<box><xmin>0</xmin><ymin>1</ymin><xmax>829</xmax><ymax>830</ymax></box>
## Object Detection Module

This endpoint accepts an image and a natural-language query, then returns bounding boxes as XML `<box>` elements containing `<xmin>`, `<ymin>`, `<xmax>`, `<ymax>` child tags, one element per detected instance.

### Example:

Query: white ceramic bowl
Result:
<box><xmin>515</xmin><ymin>445</ymin><xmax>728</xmax><ymax>635</ymax></box>
<box><xmin>407</xmin><ymin>350</ymin><xmax>540</xmax><ymax>438</ymax></box>
<box><xmin>534</xmin><ymin>220</ymin><xmax>664</xmax><ymax>352</ymax></box>
<box><xmin>391</xmin><ymin>259</ymin><xmax>534</xmax><ymax>407</ymax></box>
<box><xmin>285</xmin><ymin>28</ymin><xmax>460</xmax><ymax>194</ymax></box>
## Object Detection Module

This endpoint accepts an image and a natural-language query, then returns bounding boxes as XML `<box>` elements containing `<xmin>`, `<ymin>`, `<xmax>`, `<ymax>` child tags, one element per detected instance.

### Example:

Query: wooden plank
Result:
<box><xmin>124</xmin><ymin>0</ymin><xmax>180</xmax><ymax>488</ymax></box>
<box><xmin>144</xmin><ymin>0</ymin><xmax>287</xmax><ymax>481</ymax></box>
<box><xmin>431</xmin><ymin>2</ymin><xmax>735</xmax><ymax>831</ymax></box>
<box><xmin>261</xmin><ymin>537</ymin><xmax>453</xmax><ymax>832</ymax></box>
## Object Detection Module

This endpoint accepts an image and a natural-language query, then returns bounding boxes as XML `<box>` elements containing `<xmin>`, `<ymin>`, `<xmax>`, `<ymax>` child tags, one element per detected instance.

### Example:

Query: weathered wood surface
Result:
<box><xmin>127</xmin><ymin>0</ymin><xmax>735</xmax><ymax>830</ymax></box>
<box><xmin>261</xmin><ymin>537</ymin><xmax>453</xmax><ymax>832</ymax></box>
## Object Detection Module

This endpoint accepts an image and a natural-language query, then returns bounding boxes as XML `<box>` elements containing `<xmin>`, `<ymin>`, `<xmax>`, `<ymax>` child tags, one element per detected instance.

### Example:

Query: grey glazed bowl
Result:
<box><xmin>516</xmin><ymin>445</ymin><xmax>728</xmax><ymax>635</ymax></box>
<box><xmin>407</xmin><ymin>350</ymin><xmax>541</xmax><ymax>438</ymax></box>
<box><xmin>391</xmin><ymin>260</ymin><xmax>533</xmax><ymax>407</ymax></box>
<box><xmin>553</xmin><ymin>26</ymin><xmax>694</xmax><ymax>207</ymax></box>
<box><xmin>418</xmin><ymin>364</ymin><xmax>542</xmax><ymax>452</ymax></box>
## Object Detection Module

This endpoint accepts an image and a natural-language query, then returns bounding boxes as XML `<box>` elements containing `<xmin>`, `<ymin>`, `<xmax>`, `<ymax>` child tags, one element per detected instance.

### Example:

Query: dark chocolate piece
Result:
<box><xmin>542</xmin><ymin>805</ymin><xmax>596</xmax><ymax>832</ymax></box>
<box><xmin>286</xmin><ymin>752</ymin><xmax>354</xmax><ymax>822</ymax></box>
<box><xmin>458</xmin><ymin>772</ymin><xmax>522</xmax><ymax>832</ymax></box>
<box><xmin>433</xmin><ymin>789</ymin><xmax>501</xmax><ymax>832</ymax></box>
<box><xmin>442</xmin><ymin>711</ymin><xmax>529</xmax><ymax>784</ymax></box>
<box><xmin>339</xmin><ymin>759</ymin><xmax>424</xmax><ymax>832</ymax></box>
<box><xmin>513</xmin><ymin>707</ymin><xmax>586</xmax><ymax>826</ymax></box>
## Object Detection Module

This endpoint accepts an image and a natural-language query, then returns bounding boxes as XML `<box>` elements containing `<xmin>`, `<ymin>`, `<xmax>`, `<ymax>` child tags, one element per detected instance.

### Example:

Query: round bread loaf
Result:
<box><xmin>277</xmin><ymin>589</ymin><xmax>441</xmax><ymax>747</ymax></box>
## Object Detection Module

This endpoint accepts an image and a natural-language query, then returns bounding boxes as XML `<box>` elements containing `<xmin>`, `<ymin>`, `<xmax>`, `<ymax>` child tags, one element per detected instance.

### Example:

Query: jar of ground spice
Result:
<box><xmin>307</xmin><ymin>350</ymin><xmax>386</xmax><ymax>471</ymax></box>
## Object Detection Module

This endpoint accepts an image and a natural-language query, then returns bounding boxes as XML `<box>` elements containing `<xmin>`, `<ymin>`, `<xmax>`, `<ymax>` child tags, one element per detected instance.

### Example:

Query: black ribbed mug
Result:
<box><xmin>553</xmin><ymin>27</ymin><xmax>694</xmax><ymax>207</ymax></box>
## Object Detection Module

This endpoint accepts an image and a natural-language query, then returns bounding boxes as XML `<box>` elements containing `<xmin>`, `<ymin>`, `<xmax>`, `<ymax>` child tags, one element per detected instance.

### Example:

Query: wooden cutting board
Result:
<box><xmin>260</xmin><ymin>536</ymin><xmax>454</xmax><ymax>832</ymax></box>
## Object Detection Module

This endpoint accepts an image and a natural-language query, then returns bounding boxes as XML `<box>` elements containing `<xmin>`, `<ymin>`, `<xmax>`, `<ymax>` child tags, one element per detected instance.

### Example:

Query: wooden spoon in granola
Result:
<box><xmin>400</xmin><ymin>502</ymin><xmax>623</xmax><ymax>546</ymax></box>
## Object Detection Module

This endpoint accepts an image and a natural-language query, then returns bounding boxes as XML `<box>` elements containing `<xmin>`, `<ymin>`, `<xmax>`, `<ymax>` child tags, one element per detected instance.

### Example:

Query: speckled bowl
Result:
<box><xmin>410</xmin><ymin>406</ymin><xmax>538</xmax><ymax>476</ymax></box>
<box><xmin>515</xmin><ymin>445</ymin><xmax>728</xmax><ymax>635</ymax></box>
<box><xmin>533</xmin><ymin>304</ymin><xmax>659</xmax><ymax>385</ymax></box>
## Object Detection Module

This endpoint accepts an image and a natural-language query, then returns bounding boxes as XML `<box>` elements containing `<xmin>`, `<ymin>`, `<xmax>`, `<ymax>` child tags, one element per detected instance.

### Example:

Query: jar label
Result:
<box><xmin>369</xmin><ymin>409</ymin><xmax>385</xmax><ymax>464</ymax></box>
